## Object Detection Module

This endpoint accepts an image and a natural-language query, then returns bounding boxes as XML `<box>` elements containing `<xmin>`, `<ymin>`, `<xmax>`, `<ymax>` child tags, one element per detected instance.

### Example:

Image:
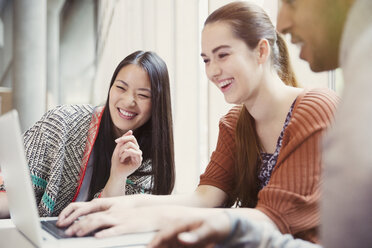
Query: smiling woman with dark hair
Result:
<box><xmin>0</xmin><ymin>50</ymin><xmax>175</xmax><ymax>218</ymax></box>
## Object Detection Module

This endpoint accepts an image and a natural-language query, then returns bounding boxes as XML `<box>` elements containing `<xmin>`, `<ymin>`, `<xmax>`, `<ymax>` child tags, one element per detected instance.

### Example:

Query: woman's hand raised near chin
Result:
<box><xmin>112</xmin><ymin>130</ymin><xmax>143</xmax><ymax>178</ymax></box>
<box><xmin>102</xmin><ymin>130</ymin><xmax>143</xmax><ymax>197</ymax></box>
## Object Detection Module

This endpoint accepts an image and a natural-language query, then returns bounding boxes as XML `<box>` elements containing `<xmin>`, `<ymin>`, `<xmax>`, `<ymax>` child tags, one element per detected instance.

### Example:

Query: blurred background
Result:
<box><xmin>0</xmin><ymin>0</ymin><xmax>343</xmax><ymax>193</ymax></box>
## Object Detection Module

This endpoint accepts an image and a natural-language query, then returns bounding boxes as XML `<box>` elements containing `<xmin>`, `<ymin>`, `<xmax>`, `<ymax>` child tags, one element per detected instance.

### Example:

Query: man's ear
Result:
<box><xmin>256</xmin><ymin>39</ymin><xmax>270</xmax><ymax>65</ymax></box>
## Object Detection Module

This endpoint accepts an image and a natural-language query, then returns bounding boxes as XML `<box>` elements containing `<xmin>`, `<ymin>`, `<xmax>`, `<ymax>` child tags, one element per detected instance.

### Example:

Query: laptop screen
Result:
<box><xmin>0</xmin><ymin>110</ymin><xmax>44</xmax><ymax>246</ymax></box>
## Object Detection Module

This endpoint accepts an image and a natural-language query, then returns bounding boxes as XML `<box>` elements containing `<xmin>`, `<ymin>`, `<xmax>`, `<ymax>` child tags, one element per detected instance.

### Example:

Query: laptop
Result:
<box><xmin>0</xmin><ymin>110</ymin><xmax>155</xmax><ymax>248</ymax></box>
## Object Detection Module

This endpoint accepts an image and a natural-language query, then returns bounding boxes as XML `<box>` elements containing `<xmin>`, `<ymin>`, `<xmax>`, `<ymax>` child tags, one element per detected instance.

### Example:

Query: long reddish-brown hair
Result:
<box><xmin>205</xmin><ymin>1</ymin><xmax>298</xmax><ymax>207</ymax></box>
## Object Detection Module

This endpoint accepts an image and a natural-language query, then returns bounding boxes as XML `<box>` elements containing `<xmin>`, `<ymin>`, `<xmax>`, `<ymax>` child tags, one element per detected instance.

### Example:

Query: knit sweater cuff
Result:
<box><xmin>256</xmin><ymin>204</ymin><xmax>291</xmax><ymax>234</ymax></box>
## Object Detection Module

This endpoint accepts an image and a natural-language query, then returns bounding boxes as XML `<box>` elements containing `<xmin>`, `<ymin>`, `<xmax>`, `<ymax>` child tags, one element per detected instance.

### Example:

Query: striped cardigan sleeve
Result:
<box><xmin>256</xmin><ymin>89</ymin><xmax>339</xmax><ymax>243</ymax></box>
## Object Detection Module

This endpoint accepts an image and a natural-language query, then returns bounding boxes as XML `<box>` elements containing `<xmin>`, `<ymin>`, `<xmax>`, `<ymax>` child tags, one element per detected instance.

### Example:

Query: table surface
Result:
<box><xmin>0</xmin><ymin>219</ymin><xmax>37</xmax><ymax>248</ymax></box>
<box><xmin>0</xmin><ymin>219</ymin><xmax>149</xmax><ymax>248</ymax></box>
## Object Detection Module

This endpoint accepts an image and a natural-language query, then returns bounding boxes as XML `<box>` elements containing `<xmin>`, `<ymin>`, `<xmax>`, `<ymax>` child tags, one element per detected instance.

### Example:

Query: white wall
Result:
<box><xmin>60</xmin><ymin>0</ymin><xmax>96</xmax><ymax>105</ymax></box>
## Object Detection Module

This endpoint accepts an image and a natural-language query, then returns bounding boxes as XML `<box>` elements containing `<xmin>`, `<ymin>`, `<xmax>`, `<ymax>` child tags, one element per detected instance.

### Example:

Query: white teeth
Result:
<box><xmin>119</xmin><ymin>109</ymin><xmax>136</xmax><ymax>117</ymax></box>
<box><xmin>219</xmin><ymin>79</ymin><xmax>233</xmax><ymax>88</ymax></box>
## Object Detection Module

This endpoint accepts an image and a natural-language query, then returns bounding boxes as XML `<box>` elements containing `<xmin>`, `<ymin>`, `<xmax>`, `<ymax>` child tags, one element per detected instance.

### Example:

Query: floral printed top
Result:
<box><xmin>258</xmin><ymin>100</ymin><xmax>296</xmax><ymax>189</ymax></box>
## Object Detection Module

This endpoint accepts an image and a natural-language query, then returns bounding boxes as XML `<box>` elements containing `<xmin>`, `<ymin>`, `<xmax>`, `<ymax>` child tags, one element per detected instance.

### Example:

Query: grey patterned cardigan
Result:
<box><xmin>0</xmin><ymin>105</ymin><xmax>152</xmax><ymax>217</ymax></box>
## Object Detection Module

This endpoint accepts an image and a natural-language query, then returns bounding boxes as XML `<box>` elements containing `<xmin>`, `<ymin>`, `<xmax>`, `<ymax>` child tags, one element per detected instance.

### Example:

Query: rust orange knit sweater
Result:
<box><xmin>199</xmin><ymin>88</ymin><xmax>339</xmax><ymax>243</ymax></box>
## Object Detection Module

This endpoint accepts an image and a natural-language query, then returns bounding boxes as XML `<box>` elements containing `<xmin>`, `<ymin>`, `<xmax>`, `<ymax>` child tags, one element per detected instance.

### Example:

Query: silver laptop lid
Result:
<box><xmin>0</xmin><ymin>110</ymin><xmax>43</xmax><ymax>246</ymax></box>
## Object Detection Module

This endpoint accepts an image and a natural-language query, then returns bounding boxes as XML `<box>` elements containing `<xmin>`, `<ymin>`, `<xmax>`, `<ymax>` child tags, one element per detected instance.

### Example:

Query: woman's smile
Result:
<box><xmin>217</xmin><ymin>78</ymin><xmax>234</xmax><ymax>93</ymax></box>
<box><xmin>117</xmin><ymin>108</ymin><xmax>138</xmax><ymax>120</ymax></box>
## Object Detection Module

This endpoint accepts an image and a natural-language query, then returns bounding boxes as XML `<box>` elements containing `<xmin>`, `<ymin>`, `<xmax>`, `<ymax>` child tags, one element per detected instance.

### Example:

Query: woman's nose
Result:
<box><xmin>123</xmin><ymin>93</ymin><xmax>136</xmax><ymax>107</ymax></box>
<box><xmin>207</xmin><ymin>60</ymin><xmax>222</xmax><ymax>79</ymax></box>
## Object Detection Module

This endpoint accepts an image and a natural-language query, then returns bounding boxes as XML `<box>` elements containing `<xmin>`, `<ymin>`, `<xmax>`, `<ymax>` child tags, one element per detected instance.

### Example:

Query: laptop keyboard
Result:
<box><xmin>41</xmin><ymin>219</ymin><xmax>101</xmax><ymax>239</ymax></box>
<box><xmin>41</xmin><ymin>220</ymin><xmax>72</xmax><ymax>239</ymax></box>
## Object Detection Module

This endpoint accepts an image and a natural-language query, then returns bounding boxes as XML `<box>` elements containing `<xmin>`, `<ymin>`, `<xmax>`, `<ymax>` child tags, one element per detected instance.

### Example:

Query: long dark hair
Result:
<box><xmin>88</xmin><ymin>51</ymin><xmax>175</xmax><ymax>199</ymax></box>
<box><xmin>205</xmin><ymin>2</ymin><xmax>298</xmax><ymax>207</ymax></box>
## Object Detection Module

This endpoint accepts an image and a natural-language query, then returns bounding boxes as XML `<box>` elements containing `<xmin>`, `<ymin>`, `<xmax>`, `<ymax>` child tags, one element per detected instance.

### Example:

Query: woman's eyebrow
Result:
<box><xmin>137</xmin><ymin>88</ymin><xmax>152</xmax><ymax>93</ymax></box>
<box><xmin>116</xmin><ymin>80</ymin><xmax>129</xmax><ymax>87</ymax></box>
<box><xmin>117</xmin><ymin>80</ymin><xmax>151</xmax><ymax>93</ymax></box>
<box><xmin>201</xmin><ymin>45</ymin><xmax>231</xmax><ymax>56</ymax></box>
